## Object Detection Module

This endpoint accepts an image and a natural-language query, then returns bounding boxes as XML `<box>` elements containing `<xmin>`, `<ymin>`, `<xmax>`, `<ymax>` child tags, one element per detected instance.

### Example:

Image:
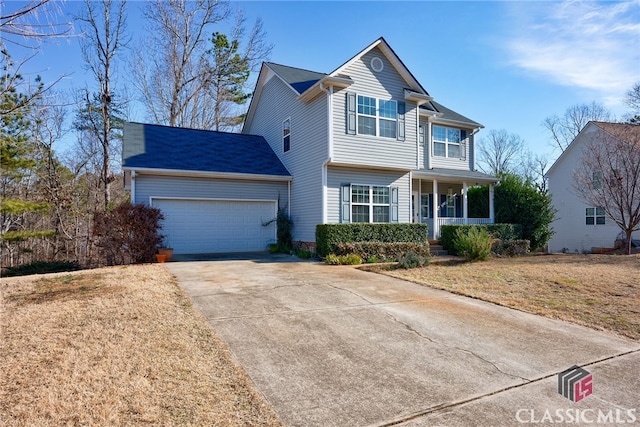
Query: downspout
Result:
<box><xmin>427</xmin><ymin>118</ymin><xmax>433</xmax><ymax>170</ymax></box>
<box><xmin>470</xmin><ymin>128</ymin><xmax>480</xmax><ymax>171</ymax></box>
<box><xmin>288</xmin><ymin>181</ymin><xmax>291</xmax><ymax>217</ymax></box>
<box><xmin>319</xmin><ymin>82</ymin><xmax>333</xmax><ymax>224</ymax></box>
<box><xmin>131</xmin><ymin>170</ymin><xmax>136</xmax><ymax>204</ymax></box>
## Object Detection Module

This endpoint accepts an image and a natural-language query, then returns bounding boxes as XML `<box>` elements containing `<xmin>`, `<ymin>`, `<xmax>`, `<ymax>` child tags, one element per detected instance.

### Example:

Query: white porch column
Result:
<box><xmin>432</xmin><ymin>179</ymin><xmax>439</xmax><ymax>238</ymax></box>
<box><xmin>489</xmin><ymin>183</ymin><xmax>495</xmax><ymax>223</ymax></box>
<box><xmin>462</xmin><ymin>181</ymin><xmax>468</xmax><ymax>224</ymax></box>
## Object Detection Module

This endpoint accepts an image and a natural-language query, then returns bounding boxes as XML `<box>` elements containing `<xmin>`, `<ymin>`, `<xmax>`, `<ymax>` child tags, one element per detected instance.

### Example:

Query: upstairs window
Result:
<box><xmin>586</xmin><ymin>207</ymin><xmax>605</xmax><ymax>225</ymax></box>
<box><xmin>348</xmin><ymin>92</ymin><xmax>404</xmax><ymax>140</ymax></box>
<box><xmin>592</xmin><ymin>171</ymin><xmax>602</xmax><ymax>190</ymax></box>
<box><xmin>433</xmin><ymin>125</ymin><xmax>466</xmax><ymax>158</ymax></box>
<box><xmin>356</xmin><ymin>96</ymin><xmax>397</xmax><ymax>138</ymax></box>
<box><xmin>283</xmin><ymin>118</ymin><xmax>291</xmax><ymax>152</ymax></box>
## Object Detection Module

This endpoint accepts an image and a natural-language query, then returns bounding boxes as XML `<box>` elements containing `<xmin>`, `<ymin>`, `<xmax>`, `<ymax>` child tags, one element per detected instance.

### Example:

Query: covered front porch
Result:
<box><xmin>411</xmin><ymin>169</ymin><xmax>499</xmax><ymax>238</ymax></box>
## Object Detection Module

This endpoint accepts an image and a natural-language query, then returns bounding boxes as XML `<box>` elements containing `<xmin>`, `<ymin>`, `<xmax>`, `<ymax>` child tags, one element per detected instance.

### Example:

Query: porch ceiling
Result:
<box><xmin>413</xmin><ymin>168</ymin><xmax>499</xmax><ymax>184</ymax></box>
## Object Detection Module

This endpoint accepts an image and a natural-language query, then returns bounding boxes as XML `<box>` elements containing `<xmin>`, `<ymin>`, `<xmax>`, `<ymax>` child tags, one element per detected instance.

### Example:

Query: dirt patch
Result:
<box><xmin>0</xmin><ymin>265</ymin><xmax>282</xmax><ymax>427</ymax></box>
<box><xmin>374</xmin><ymin>254</ymin><xmax>640</xmax><ymax>341</ymax></box>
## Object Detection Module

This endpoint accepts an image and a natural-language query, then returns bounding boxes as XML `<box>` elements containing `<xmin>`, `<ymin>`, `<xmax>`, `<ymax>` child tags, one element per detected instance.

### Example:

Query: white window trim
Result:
<box><xmin>356</xmin><ymin>95</ymin><xmax>397</xmax><ymax>139</ymax></box>
<box><xmin>586</xmin><ymin>206</ymin><xmax>605</xmax><ymax>225</ymax></box>
<box><xmin>350</xmin><ymin>184</ymin><xmax>391</xmax><ymax>223</ymax></box>
<box><xmin>283</xmin><ymin>117</ymin><xmax>291</xmax><ymax>152</ymax></box>
<box><xmin>433</xmin><ymin>125</ymin><xmax>462</xmax><ymax>158</ymax></box>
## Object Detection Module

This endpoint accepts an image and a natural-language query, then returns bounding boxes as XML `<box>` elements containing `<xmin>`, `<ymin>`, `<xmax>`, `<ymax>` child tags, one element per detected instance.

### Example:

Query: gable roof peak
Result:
<box><xmin>329</xmin><ymin>37</ymin><xmax>428</xmax><ymax>95</ymax></box>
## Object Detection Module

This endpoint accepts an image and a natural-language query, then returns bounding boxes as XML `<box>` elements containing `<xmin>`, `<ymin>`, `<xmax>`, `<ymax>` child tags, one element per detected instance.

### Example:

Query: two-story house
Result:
<box><xmin>123</xmin><ymin>38</ymin><xmax>497</xmax><ymax>255</ymax></box>
<box><xmin>546</xmin><ymin>121</ymin><xmax>640</xmax><ymax>253</ymax></box>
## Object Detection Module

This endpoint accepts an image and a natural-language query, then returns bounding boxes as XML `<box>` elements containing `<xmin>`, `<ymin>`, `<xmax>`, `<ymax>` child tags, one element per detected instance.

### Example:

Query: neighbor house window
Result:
<box><xmin>592</xmin><ymin>171</ymin><xmax>602</xmax><ymax>190</ymax></box>
<box><xmin>433</xmin><ymin>125</ymin><xmax>465</xmax><ymax>158</ymax></box>
<box><xmin>342</xmin><ymin>184</ymin><xmax>397</xmax><ymax>223</ymax></box>
<box><xmin>357</xmin><ymin>95</ymin><xmax>397</xmax><ymax>138</ymax></box>
<box><xmin>283</xmin><ymin>118</ymin><xmax>291</xmax><ymax>152</ymax></box>
<box><xmin>586</xmin><ymin>207</ymin><xmax>605</xmax><ymax>225</ymax></box>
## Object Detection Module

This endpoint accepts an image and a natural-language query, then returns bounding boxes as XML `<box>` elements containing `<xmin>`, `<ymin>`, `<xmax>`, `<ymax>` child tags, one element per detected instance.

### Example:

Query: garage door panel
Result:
<box><xmin>154</xmin><ymin>199</ymin><xmax>276</xmax><ymax>254</ymax></box>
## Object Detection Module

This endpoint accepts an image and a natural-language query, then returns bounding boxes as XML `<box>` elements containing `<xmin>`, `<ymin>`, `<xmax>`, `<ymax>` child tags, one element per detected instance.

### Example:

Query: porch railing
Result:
<box><xmin>437</xmin><ymin>217</ymin><xmax>493</xmax><ymax>227</ymax></box>
<box><xmin>427</xmin><ymin>217</ymin><xmax>494</xmax><ymax>238</ymax></box>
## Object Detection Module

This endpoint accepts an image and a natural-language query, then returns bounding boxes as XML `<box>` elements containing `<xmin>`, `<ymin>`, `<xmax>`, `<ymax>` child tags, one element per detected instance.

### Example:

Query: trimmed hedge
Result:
<box><xmin>335</xmin><ymin>241</ymin><xmax>431</xmax><ymax>262</ymax></box>
<box><xmin>440</xmin><ymin>224</ymin><xmax>522</xmax><ymax>255</ymax></box>
<box><xmin>316</xmin><ymin>223</ymin><xmax>428</xmax><ymax>257</ymax></box>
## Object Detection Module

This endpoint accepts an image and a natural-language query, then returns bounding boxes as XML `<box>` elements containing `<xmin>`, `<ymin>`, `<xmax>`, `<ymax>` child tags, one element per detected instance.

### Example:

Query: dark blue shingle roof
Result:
<box><xmin>123</xmin><ymin>123</ymin><xmax>291</xmax><ymax>177</ymax></box>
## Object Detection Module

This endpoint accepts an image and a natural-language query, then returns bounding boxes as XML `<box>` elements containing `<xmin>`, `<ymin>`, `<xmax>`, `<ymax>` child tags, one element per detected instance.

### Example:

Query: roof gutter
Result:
<box><xmin>298</xmin><ymin>76</ymin><xmax>353</xmax><ymax>103</ymax></box>
<box><xmin>123</xmin><ymin>167</ymin><xmax>292</xmax><ymax>182</ymax></box>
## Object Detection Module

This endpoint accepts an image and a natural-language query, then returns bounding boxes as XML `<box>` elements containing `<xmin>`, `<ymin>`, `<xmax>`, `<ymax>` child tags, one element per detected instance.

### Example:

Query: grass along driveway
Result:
<box><xmin>0</xmin><ymin>265</ymin><xmax>282</xmax><ymax>427</ymax></box>
<box><xmin>376</xmin><ymin>254</ymin><xmax>640</xmax><ymax>341</ymax></box>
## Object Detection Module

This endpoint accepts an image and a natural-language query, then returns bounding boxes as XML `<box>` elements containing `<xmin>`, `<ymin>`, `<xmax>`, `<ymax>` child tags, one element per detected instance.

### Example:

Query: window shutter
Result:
<box><xmin>391</xmin><ymin>187</ymin><xmax>399</xmax><ymax>223</ymax></box>
<box><xmin>397</xmin><ymin>101</ymin><xmax>405</xmax><ymax>141</ymax></box>
<box><xmin>428</xmin><ymin>194</ymin><xmax>433</xmax><ymax>218</ymax></box>
<box><xmin>455</xmin><ymin>195</ymin><xmax>462</xmax><ymax>218</ymax></box>
<box><xmin>341</xmin><ymin>184</ymin><xmax>351</xmax><ymax>223</ymax></box>
<box><xmin>346</xmin><ymin>92</ymin><xmax>356</xmax><ymax>135</ymax></box>
<box><xmin>460</xmin><ymin>130</ymin><xmax>467</xmax><ymax>160</ymax></box>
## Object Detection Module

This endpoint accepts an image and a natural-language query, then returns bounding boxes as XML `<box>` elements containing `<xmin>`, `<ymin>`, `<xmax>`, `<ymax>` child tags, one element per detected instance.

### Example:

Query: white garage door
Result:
<box><xmin>153</xmin><ymin>199</ymin><xmax>277</xmax><ymax>254</ymax></box>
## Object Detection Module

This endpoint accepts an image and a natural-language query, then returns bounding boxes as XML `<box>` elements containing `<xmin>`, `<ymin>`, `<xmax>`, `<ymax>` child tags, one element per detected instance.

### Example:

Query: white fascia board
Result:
<box><xmin>431</xmin><ymin>117</ymin><xmax>485</xmax><ymax>130</ymax></box>
<box><xmin>123</xmin><ymin>167</ymin><xmax>292</xmax><ymax>182</ymax></box>
<box><xmin>413</xmin><ymin>170</ymin><xmax>499</xmax><ymax>183</ymax></box>
<box><xmin>404</xmin><ymin>89</ymin><xmax>433</xmax><ymax>104</ymax></box>
<box><xmin>298</xmin><ymin>76</ymin><xmax>354</xmax><ymax>103</ymax></box>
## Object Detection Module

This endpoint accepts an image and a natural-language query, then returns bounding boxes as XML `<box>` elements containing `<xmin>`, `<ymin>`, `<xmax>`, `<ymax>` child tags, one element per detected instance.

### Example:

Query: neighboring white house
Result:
<box><xmin>122</xmin><ymin>37</ymin><xmax>498</xmax><ymax>255</ymax></box>
<box><xmin>546</xmin><ymin>121</ymin><xmax>640</xmax><ymax>253</ymax></box>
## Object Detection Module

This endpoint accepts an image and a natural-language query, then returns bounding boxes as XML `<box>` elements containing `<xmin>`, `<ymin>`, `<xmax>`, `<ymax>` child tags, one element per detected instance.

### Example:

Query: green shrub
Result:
<box><xmin>2</xmin><ymin>260</ymin><xmax>81</xmax><ymax>277</ymax></box>
<box><xmin>324</xmin><ymin>253</ymin><xmax>363</xmax><ymax>265</ymax></box>
<box><xmin>263</xmin><ymin>205</ymin><xmax>293</xmax><ymax>252</ymax></box>
<box><xmin>316</xmin><ymin>223</ymin><xmax>428</xmax><ymax>257</ymax></box>
<box><xmin>454</xmin><ymin>227</ymin><xmax>492</xmax><ymax>261</ymax></box>
<box><xmin>335</xmin><ymin>241</ymin><xmax>431</xmax><ymax>263</ymax></box>
<box><xmin>494</xmin><ymin>173</ymin><xmax>556</xmax><ymax>251</ymax></box>
<box><xmin>294</xmin><ymin>249</ymin><xmax>313</xmax><ymax>259</ymax></box>
<box><xmin>440</xmin><ymin>224</ymin><xmax>522</xmax><ymax>255</ymax></box>
<box><xmin>397</xmin><ymin>251</ymin><xmax>430</xmax><ymax>269</ymax></box>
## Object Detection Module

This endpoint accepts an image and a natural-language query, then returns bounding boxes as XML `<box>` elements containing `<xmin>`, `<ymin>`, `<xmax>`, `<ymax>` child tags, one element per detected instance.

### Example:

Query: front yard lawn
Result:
<box><xmin>0</xmin><ymin>265</ymin><xmax>282</xmax><ymax>427</ymax></box>
<box><xmin>376</xmin><ymin>254</ymin><xmax>640</xmax><ymax>341</ymax></box>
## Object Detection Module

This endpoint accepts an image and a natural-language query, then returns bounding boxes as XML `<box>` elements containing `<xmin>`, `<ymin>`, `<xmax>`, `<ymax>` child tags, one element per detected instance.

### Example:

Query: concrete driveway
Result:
<box><xmin>166</xmin><ymin>255</ymin><xmax>639</xmax><ymax>427</ymax></box>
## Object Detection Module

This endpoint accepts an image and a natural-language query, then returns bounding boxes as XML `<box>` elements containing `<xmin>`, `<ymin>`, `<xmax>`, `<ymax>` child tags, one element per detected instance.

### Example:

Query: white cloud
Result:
<box><xmin>505</xmin><ymin>0</ymin><xmax>640</xmax><ymax>106</ymax></box>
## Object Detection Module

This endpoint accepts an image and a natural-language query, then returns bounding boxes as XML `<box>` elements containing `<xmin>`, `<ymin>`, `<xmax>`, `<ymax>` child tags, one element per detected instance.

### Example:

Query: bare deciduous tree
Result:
<box><xmin>625</xmin><ymin>82</ymin><xmax>640</xmax><ymax>124</ymax></box>
<box><xmin>131</xmin><ymin>0</ymin><xmax>271</xmax><ymax>130</ymax></box>
<box><xmin>572</xmin><ymin>122</ymin><xmax>640</xmax><ymax>255</ymax></box>
<box><xmin>543</xmin><ymin>101</ymin><xmax>611</xmax><ymax>153</ymax></box>
<box><xmin>522</xmin><ymin>152</ymin><xmax>551</xmax><ymax>192</ymax></box>
<box><xmin>132</xmin><ymin>0</ymin><xmax>229</xmax><ymax>128</ymax></box>
<box><xmin>476</xmin><ymin>129</ymin><xmax>526</xmax><ymax>176</ymax></box>
<box><xmin>76</xmin><ymin>0</ymin><xmax>128</xmax><ymax>210</ymax></box>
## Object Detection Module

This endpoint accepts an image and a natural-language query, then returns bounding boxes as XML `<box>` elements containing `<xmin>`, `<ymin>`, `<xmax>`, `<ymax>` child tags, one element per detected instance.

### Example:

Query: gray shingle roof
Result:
<box><xmin>424</xmin><ymin>101</ymin><xmax>483</xmax><ymax>128</ymax></box>
<box><xmin>123</xmin><ymin>123</ymin><xmax>291</xmax><ymax>177</ymax></box>
<box><xmin>265</xmin><ymin>62</ymin><xmax>328</xmax><ymax>94</ymax></box>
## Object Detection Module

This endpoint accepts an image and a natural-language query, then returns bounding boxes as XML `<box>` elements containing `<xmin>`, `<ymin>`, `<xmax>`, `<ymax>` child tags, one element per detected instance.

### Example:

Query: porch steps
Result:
<box><xmin>428</xmin><ymin>240</ymin><xmax>448</xmax><ymax>256</ymax></box>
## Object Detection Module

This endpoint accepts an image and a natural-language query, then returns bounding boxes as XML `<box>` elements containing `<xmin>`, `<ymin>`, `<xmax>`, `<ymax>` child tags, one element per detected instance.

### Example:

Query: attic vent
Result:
<box><xmin>371</xmin><ymin>57</ymin><xmax>384</xmax><ymax>72</ymax></box>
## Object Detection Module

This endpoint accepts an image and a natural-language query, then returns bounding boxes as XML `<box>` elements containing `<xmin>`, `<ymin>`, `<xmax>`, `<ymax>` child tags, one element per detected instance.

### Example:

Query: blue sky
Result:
<box><xmin>7</xmin><ymin>0</ymin><xmax>640</xmax><ymax>161</ymax></box>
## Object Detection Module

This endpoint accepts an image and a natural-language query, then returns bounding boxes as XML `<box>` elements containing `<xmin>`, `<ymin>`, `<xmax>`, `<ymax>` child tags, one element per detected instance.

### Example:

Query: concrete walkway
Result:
<box><xmin>166</xmin><ymin>255</ymin><xmax>639</xmax><ymax>427</ymax></box>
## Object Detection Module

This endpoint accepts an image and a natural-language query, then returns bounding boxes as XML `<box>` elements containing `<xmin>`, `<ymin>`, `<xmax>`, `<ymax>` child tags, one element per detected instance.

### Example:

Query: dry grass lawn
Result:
<box><xmin>377</xmin><ymin>254</ymin><xmax>640</xmax><ymax>341</ymax></box>
<box><xmin>0</xmin><ymin>265</ymin><xmax>282</xmax><ymax>427</ymax></box>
